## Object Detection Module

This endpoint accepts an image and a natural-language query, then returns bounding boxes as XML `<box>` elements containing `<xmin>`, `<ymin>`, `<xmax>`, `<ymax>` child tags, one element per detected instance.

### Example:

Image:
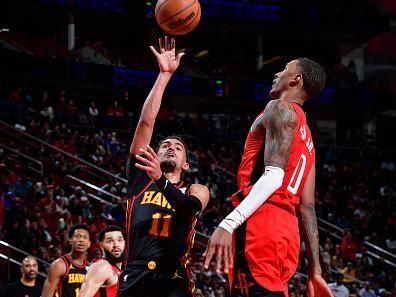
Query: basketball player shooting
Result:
<box><xmin>204</xmin><ymin>59</ymin><xmax>334</xmax><ymax>297</ymax></box>
<box><xmin>116</xmin><ymin>36</ymin><xmax>210</xmax><ymax>297</ymax></box>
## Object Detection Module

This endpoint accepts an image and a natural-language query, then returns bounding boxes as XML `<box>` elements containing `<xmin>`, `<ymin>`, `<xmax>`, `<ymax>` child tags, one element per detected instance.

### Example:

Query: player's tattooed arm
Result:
<box><xmin>298</xmin><ymin>164</ymin><xmax>322</xmax><ymax>276</ymax></box>
<box><xmin>260</xmin><ymin>100</ymin><xmax>298</xmax><ymax>169</ymax></box>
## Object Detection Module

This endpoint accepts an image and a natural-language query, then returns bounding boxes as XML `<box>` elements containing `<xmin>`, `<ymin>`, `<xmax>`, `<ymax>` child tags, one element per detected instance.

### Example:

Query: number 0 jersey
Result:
<box><xmin>124</xmin><ymin>156</ymin><xmax>196</xmax><ymax>264</ymax></box>
<box><xmin>230</xmin><ymin>102</ymin><xmax>315</xmax><ymax>293</ymax></box>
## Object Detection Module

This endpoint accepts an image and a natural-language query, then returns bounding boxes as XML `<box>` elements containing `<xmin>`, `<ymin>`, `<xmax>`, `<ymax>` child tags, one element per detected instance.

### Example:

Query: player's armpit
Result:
<box><xmin>79</xmin><ymin>261</ymin><xmax>112</xmax><ymax>297</ymax></box>
<box><xmin>297</xmin><ymin>164</ymin><xmax>322</xmax><ymax>276</ymax></box>
<box><xmin>262</xmin><ymin>99</ymin><xmax>298</xmax><ymax>169</ymax></box>
<box><xmin>41</xmin><ymin>258</ymin><xmax>67</xmax><ymax>297</ymax></box>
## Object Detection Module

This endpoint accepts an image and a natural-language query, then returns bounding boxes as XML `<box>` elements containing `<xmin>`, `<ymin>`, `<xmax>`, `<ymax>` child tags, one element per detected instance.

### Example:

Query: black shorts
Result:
<box><xmin>116</xmin><ymin>260</ymin><xmax>194</xmax><ymax>297</ymax></box>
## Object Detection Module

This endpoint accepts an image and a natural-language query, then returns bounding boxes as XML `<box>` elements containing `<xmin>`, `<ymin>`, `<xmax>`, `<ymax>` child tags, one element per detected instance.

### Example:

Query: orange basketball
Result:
<box><xmin>155</xmin><ymin>0</ymin><xmax>201</xmax><ymax>36</ymax></box>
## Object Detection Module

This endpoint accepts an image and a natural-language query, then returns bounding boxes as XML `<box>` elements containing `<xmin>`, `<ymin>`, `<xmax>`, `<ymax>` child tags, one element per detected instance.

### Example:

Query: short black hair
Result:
<box><xmin>296</xmin><ymin>58</ymin><xmax>326</xmax><ymax>98</ymax></box>
<box><xmin>157</xmin><ymin>135</ymin><xmax>189</xmax><ymax>162</ymax></box>
<box><xmin>69</xmin><ymin>224</ymin><xmax>91</xmax><ymax>239</ymax></box>
<box><xmin>98</xmin><ymin>225</ymin><xmax>125</xmax><ymax>242</ymax></box>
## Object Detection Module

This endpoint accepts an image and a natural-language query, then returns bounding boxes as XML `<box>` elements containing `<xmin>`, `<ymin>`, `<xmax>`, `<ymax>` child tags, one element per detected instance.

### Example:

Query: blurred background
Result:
<box><xmin>0</xmin><ymin>0</ymin><xmax>395</xmax><ymax>296</ymax></box>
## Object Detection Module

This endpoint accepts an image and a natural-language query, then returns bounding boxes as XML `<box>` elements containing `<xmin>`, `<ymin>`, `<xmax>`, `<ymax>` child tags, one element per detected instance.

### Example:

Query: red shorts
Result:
<box><xmin>231</xmin><ymin>202</ymin><xmax>300</xmax><ymax>294</ymax></box>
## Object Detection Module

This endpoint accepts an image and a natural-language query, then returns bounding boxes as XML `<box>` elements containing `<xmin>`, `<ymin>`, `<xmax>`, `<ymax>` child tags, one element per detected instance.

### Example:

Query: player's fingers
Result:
<box><xmin>223</xmin><ymin>246</ymin><xmax>229</xmax><ymax>273</ymax></box>
<box><xmin>176</xmin><ymin>52</ymin><xmax>185</xmax><ymax>64</ymax></box>
<box><xmin>159</xmin><ymin>38</ymin><xmax>165</xmax><ymax>53</ymax></box>
<box><xmin>227</xmin><ymin>244</ymin><xmax>233</xmax><ymax>270</ymax></box>
<box><xmin>150</xmin><ymin>46</ymin><xmax>160</xmax><ymax>57</ymax></box>
<box><xmin>138</xmin><ymin>148</ymin><xmax>155</xmax><ymax>161</ymax></box>
<box><xmin>203</xmin><ymin>244</ymin><xmax>215</xmax><ymax>269</ymax></box>
<box><xmin>146</xmin><ymin>145</ymin><xmax>158</xmax><ymax>159</ymax></box>
<box><xmin>165</xmin><ymin>36</ymin><xmax>169</xmax><ymax>51</ymax></box>
<box><xmin>135</xmin><ymin>163</ymin><xmax>149</xmax><ymax>171</ymax></box>
<box><xmin>135</xmin><ymin>154</ymin><xmax>154</xmax><ymax>166</ymax></box>
<box><xmin>307</xmin><ymin>280</ymin><xmax>314</xmax><ymax>297</ymax></box>
<box><xmin>215</xmin><ymin>246</ymin><xmax>223</xmax><ymax>273</ymax></box>
<box><xmin>171</xmin><ymin>37</ymin><xmax>175</xmax><ymax>51</ymax></box>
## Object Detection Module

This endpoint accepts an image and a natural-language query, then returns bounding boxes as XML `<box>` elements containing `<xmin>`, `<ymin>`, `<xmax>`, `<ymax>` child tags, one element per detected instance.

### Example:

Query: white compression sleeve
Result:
<box><xmin>219</xmin><ymin>166</ymin><xmax>285</xmax><ymax>234</ymax></box>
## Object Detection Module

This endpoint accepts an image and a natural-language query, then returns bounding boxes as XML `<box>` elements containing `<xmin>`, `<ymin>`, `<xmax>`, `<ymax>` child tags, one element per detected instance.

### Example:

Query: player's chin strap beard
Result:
<box><xmin>160</xmin><ymin>160</ymin><xmax>177</xmax><ymax>173</ymax></box>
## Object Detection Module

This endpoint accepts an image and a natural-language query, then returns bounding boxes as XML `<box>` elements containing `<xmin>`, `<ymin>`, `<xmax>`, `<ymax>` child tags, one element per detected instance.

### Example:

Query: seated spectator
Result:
<box><xmin>329</xmin><ymin>273</ymin><xmax>350</xmax><ymax>297</ymax></box>
<box><xmin>340</xmin><ymin>262</ymin><xmax>357</xmax><ymax>284</ymax></box>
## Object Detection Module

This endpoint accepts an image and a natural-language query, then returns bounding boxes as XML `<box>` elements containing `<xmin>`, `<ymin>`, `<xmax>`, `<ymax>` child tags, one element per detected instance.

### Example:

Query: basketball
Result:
<box><xmin>155</xmin><ymin>0</ymin><xmax>201</xmax><ymax>36</ymax></box>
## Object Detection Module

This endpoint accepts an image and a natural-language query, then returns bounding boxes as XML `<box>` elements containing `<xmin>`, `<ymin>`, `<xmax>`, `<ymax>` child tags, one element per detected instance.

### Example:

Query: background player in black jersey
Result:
<box><xmin>79</xmin><ymin>225</ymin><xmax>125</xmax><ymax>297</ymax></box>
<box><xmin>117</xmin><ymin>36</ymin><xmax>210</xmax><ymax>297</ymax></box>
<box><xmin>42</xmin><ymin>224</ymin><xmax>91</xmax><ymax>297</ymax></box>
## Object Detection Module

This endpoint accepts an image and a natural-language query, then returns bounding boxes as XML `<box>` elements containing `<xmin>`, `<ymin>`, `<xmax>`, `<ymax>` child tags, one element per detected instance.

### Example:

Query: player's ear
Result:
<box><xmin>182</xmin><ymin>162</ymin><xmax>189</xmax><ymax>171</ymax></box>
<box><xmin>290</xmin><ymin>74</ymin><xmax>302</xmax><ymax>87</ymax></box>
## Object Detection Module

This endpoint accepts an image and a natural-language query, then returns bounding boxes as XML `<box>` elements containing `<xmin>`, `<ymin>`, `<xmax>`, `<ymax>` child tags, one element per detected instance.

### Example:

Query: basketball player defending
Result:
<box><xmin>79</xmin><ymin>225</ymin><xmax>125</xmax><ymax>297</ymax></box>
<box><xmin>204</xmin><ymin>59</ymin><xmax>334</xmax><ymax>297</ymax></box>
<box><xmin>116</xmin><ymin>36</ymin><xmax>210</xmax><ymax>297</ymax></box>
<box><xmin>42</xmin><ymin>224</ymin><xmax>91</xmax><ymax>297</ymax></box>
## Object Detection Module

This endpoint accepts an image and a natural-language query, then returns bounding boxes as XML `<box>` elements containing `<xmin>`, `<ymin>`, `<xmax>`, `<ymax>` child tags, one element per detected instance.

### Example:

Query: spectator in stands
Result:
<box><xmin>329</xmin><ymin>273</ymin><xmax>350</xmax><ymax>297</ymax></box>
<box><xmin>341</xmin><ymin>230</ymin><xmax>359</xmax><ymax>263</ymax></box>
<box><xmin>88</xmin><ymin>101</ymin><xmax>99</xmax><ymax>123</ymax></box>
<box><xmin>39</xmin><ymin>92</ymin><xmax>55</xmax><ymax>123</ymax></box>
<box><xmin>340</xmin><ymin>262</ymin><xmax>357</xmax><ymax>284</ymax></box>
<box><xmin>0</xmin><ymin>256</ymin><xmax>43</xmax><ymax>297</ymax></box>
<box><xmin>8</xmin><ymin>87</ymin><xmax>23</xmax><ymax>104</ymax></box>
<box><xmin>107</xmin><ymin>100</ymin><xmax>124</xmax><ymax>117</ymax></box>
<box><xmin>359</xmin><ymin>281</ymin><xmax>376</xmax><ymax>297</ymax></box>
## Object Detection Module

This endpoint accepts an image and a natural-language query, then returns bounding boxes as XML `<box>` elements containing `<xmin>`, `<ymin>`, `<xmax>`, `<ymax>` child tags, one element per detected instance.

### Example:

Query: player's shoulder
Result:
<box><xmin>87</xmin><ymin>259</ymin><xmax>113</xmax><ymax>275</ymax></box>
<box><xmin>263</xmin><ymin>99</ymin><xmax>297</xmax><ymax>126</ymax></box>
<box><xmin>189</xmin><ymin>183</ymin><xmax>210</xmax><ymax>207</ymax></box>
<box><xmin>49</xmin><ymin>256</ymin><xmax>68</xmax><ymax>276</ymax></box>
<box><xmin>264</xmin><ymin>99</ymin><xmax>295</xmax><ymax>112</ymax></box>
<box><xmin>92</xmin><ymin>258</ymin><xmax>112</xmax><ymax>269</ymax></box>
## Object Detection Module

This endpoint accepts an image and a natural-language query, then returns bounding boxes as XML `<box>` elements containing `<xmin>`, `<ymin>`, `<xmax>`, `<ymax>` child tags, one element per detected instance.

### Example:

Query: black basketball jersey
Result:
<box><xmin>56</xmin><ymin>254</ymin><xmax>88</xmax><ymax>297</ymax></box>
<box><xmin>125</xmin><ymin>155</ymin><xmax>197</xmax><ymax>264</ymax></box>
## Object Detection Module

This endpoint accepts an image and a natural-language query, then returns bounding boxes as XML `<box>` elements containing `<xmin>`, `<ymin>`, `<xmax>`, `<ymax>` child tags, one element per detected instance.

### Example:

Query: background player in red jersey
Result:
<box><xmin>79</xmin><ymin>225</ymin><xmax>125</xmax><ymax>297</ymax></box>
<box><xmin>42</xmin><ymin>224</ymin><xmax>91</xmax><ymax>297</ymax></box>
<box><xmin>117</xmin><ymin>36</ymin><xmax>210</xmax><ymax>297</ymax></box>
<box><xmin>204</xmin><ymin>58</ymin><xmax>333</xmax><ymax>297</ymax></box>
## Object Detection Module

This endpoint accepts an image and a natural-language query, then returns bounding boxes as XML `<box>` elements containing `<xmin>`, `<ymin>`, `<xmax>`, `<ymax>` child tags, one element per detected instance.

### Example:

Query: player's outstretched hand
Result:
<box><xmin>150</xmin><ymin>36</ymin><xmax>185</xmax><ymax>74</ymax></box>
<box><xmin>203</xmin><ymin>226</ymin><xmax>233</xmax><ymax>274</ymax></box>
<box><xmin>135</xmin><ymin>145</ymin><xmax>162</xmax><ymax>181</ymax></box>
<box><xmin>307</xmin><ymin>274</ymin><xmax>334</xmax><ymax>297</ymax></box>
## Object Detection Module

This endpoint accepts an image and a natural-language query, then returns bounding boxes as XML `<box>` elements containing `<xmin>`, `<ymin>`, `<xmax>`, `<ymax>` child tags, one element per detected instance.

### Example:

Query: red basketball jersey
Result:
<box><xmin>230</xmin><ymin>102</ymin><xmax>315</xmax><ymax>293</ymax></box>
<box><xmin>233</xmin><ymin>102</ymin><xmax>315</xmax><ymax>213</ymax></box>
<box><xmin>93</xmin><ymin>259</ymin><xmax>121</xmax><ymax>297</ymax></box>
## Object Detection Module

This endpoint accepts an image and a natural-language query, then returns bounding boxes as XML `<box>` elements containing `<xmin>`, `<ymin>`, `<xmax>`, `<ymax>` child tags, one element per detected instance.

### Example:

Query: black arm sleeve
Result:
<box><xmin>155</xmin><ymin>175</ymin><xmax>202</xmax><ymax>215</ymax></box>
<box><xmin>126</xmin><ymin>154</ymin><xmax>152</xmax><ymax>198</ymax></box>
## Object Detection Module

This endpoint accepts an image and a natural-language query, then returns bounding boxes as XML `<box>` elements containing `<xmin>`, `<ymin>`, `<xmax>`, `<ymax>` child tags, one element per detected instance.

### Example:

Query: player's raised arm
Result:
<box><xmin>79</xmin><ymin>261</ymin><xmax>112</xmax><ymax>297</ymax></box>
<box><xmin>298</xmin><ymin>164</ymin><xmax>333</xmax><ymax>297</ymax></box>
<box><xmin>41</xmin><ymin>258</ymin><xmax>66</xmax><ymax>297</ymax></box>
<box><xmin>129</xmin><ymin>36</ymin><xmax>185</xmax><ymax>156</ymax></box>
<box><xmin>204</xmin><ymin>99</ymin><xmax>298</xmax><ymax>272</ymax></box>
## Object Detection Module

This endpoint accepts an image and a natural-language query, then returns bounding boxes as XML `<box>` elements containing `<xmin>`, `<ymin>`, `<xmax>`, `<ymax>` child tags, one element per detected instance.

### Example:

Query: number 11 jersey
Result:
<box><xmin>124</xmin><ymin>156</ymin><xmax>196</xmax><ymax>265</ymax></box>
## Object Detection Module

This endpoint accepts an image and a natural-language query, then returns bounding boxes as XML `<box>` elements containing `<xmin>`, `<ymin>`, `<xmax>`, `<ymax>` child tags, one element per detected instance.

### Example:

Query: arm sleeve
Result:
<box><xmin>155</xmin><ymin>175</ymin><xmax>202</xmax><ymax>216</ymax></box>
<box><xmin>219</xmin><ymin>166</ymin><xmax>284</xmax><ymax>233</ymax></box>
<box><xmin>125</xmin><ymin>154</ymin><xmax>152</xmax><ymax>198</ymax></box>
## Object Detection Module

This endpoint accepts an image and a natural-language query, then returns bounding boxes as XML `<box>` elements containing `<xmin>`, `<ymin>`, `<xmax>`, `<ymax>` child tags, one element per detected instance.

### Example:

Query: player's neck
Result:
<box><xmin>69</xmin><ymin>252</ymin><xmax>86</xmax><ymax>265</ymax></box>
<box><xmin>164</xmin><ymin>171</ymin><xmax>181</xmax><ymax>184</ymax></box>
<box><xmin>280</xmin><ymin>90</ymin><xmax>305</xmax><ymax>106</ymax></box>
<box><xmin>21</xmin><ymin>277</ymin><xmax>35</xmax><ymax>287</ymax></box>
